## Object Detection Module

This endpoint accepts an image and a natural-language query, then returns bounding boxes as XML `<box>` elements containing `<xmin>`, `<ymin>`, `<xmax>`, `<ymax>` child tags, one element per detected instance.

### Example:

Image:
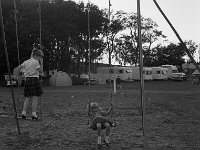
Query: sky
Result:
<box><xmin>72</xmin><ymin>0</ymin><xmax>200</xmax><ymax>45</ymax></box>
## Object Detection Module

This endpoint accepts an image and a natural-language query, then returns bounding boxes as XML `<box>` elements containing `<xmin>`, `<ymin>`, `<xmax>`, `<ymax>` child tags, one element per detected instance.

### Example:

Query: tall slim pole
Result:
<box><xmin>38</xmin><ymin>0</ymin><xmax>43</xmax><ymax>120</ymax></box>
<box><xmin>13</xmin><ymin>0</ymin><xmax>20</xmax><ymax>65</ymax></box>
<box><xmin>137</xmin><ymin>0</ymin><xmax>146</xmax><ymax>148</ymax></box>
<box><xmin>108</xmin><ymin>0</ymin><xmax>111</xmax><ymax>90</ymax></box>
<box><xmin>39</xmin><ymin>0</ymin><xmax>42</xmax><ymax>49</ymax></box>
<box><xmin>87</xmin><ymin>0</ymin><xmax>91</xmax><ymax>85</ymax></box>
<box><xmin>13</xmin><ymin>0</ymin><xmax>21</xmax><ymax>116</ymax></box>
<box><xmin>0</xmin><ymin>0</ymin><xmax>20</xmax><ymax>135</ymax></box>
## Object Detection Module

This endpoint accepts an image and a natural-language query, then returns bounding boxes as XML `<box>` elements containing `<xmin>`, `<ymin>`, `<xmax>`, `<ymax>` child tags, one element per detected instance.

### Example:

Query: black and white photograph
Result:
<box><xmin>0</xmin><ymin>0</ymin><xmax>200</xmax><ymax>149</ymax></box>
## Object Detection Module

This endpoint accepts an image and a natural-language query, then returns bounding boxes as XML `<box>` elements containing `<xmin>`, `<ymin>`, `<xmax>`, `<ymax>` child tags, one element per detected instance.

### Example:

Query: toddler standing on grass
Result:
<box><xmin>18</xmin><ymin>48</ymin><xmax>44</xmax><ymax>120</ymax></box>
<box><xmin>87</xmin><ymin>102</ymin><xmax>113</xmax><ymax>149</ymax></box>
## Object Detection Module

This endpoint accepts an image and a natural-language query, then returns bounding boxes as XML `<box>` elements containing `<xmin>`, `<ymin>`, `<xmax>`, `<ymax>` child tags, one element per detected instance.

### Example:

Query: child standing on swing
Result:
<box><xmin>87</xmin><ymin>102</ymin><xmax>113</xmax><ymax>149</ymax></box>
<box><xmin>18</xmin><ymin>48</ymin><xmax>44</xmax><ymax>120</ymax></box>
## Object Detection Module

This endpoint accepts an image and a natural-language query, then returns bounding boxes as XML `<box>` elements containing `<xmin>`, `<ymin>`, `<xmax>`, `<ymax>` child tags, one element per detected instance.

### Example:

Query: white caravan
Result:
<box><xmin>161</xmin><ymin>65</ymin><xmax>178</xmax><ymax>79</ymax></box>
<box><xmin>132</xmin><ymin>67</ymin><xmax>153</xmax><ymax>80</ymax></box>
<box><xmin>152</xmin><ymin>67</ymin><xmax>168</xmax><ymax>80</ymax></box>
<box><xmin>97</xmin><ymin>66</ymin><xmax>133</xmax><ymax>83</ymax></box>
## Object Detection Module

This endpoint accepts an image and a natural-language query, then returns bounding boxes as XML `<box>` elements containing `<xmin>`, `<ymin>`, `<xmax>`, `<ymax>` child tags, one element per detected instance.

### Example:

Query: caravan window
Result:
<box><xmin>126</xmin><ymin>69</ymin><xmax>132</xmax><ymax>73</ymax></box>
<box><xmin>156</xmin><ymin>71</ymin><xmax>161</xmax><ymax>74</ymax></box>
<box><xmin>144</xmin><ymin>71</ymin><xmax>152</xmax><ymax>75</ymax></box>
<box><xmin>146</xmin><ymin>71</ymin><xmax>152</xmax><ymax>75</ymax></box>
<box><xmin>109</xmin><ymin>69</ymin><xmax>114</xmax><ymax>74</ymax></box>
<box><xmin>172</xmin><ymin>70</ymin><xmax>177</xmax><ymax>73</ymax></box>
<box><xmin>162</xmin><ymin>70</ymin><xmax>167</xmax><ymax>75</ymax></box>
<box><xmin>118</xmin><ymin>69</ymin><xmax>124</xmax><ymax>74</ymax></box>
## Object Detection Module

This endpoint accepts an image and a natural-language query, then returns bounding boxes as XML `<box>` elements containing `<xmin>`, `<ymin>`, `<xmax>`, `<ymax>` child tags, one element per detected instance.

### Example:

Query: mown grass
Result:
<box><xmin>0</xmin><ymin>80</ymin><xmax>200</xmax><ymax>150</ymax></box>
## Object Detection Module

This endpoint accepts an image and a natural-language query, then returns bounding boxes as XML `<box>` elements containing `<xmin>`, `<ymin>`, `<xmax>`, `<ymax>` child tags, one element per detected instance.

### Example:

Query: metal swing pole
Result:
<box><xmin>0</xmin><ymin>0</ymin><xmax>21</xmax><ymax>135</ymax></box>
<box><xmin>13</xmin><ymin>0</ymin><xmax>21</xmax><ymax>116</ymax></box>
<box><xmin>39</xmin><ymin>0</ymin><xmax>42</xmax><ymax>48</ymax></box>
<box><xmin>13</xmin><ymin>0</ymin><xmax>20</xmax><ymax>66</ymax></box>
<box><xmin>108</xmin><ymin>0</ymin><xmax>112</xmax><ymax>92</ymax></box>
<box><xmin>38</xmin><ymin>0</ymin><xmax>42</xmax><ymax>120</ymax></box>
<box><xmin>87</xmin><ymin>0</ymin><xmax>91</xmax><ymax>85</ymax></box>
<box><xmin>137</xmin><ymin>0</ymin><xmax>147</xmax><ymax>148</ymax></box>
<box><xmin>107</xmin><ymin>0</ymin><xmax>115</xmax><ymax>126</ymax></box>
<box><xmin>86</xmin><ymin>2</ymin><xmax>92</xmax><ymax>144</ymax></box>
<box><xmin>87</xmin><ymin>0</ymin><xmax>91</xmax><ymax>120</ymax></box>
<box><xmin>108</xmin><ymin>0</ymin><xmax>114</xmax><ymax>120</ymax></box>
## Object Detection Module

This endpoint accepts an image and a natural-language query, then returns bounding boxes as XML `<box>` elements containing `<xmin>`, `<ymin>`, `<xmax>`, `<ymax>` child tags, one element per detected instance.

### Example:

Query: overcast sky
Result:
<box><xmin>73</xmin><ymin>0</ymin><xmax>200</xmax><ymax>45</ymax></box>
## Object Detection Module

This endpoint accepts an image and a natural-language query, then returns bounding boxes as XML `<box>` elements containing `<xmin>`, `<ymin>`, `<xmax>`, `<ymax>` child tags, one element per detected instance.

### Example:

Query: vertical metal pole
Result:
<box><xmin>13</xmin><ymin>0</ymin><xmax>20</xmax><ymax>65</ymax></box>
<box><xmin>38</xmin><ymin>0</ymin><xmax>42</xmax><ymax>120</ymax></box>
<box><xmin>13</xmin><ymin>0</ymin><xmax>21</xmax><ymax>116</ymax></box>
<box><xmin>39</xmin><ymin>0</ymin><xmax>42</xmax><ymax>49</ymax></box>
<box><xmin>86</xmin><ymin>3</ymin><xmax>91</xmax><ymax>145</ymax></box>
<box><xmin>0</xmin><ymin>0</ymin><xmax>20</xmax><ymax>135</ymax></box>
<box><xmin>108</xmin><ymin>0</ymin><xmax>112</xmax><ymax>91</ymax></box>
<box><xmin>137</xmin><ymin>0</ymin><xmax>146</xmax><ymax>148</ymax></box>
<box><xmin>87</xmin><ymin>0</ymin><xmax>91</xmax><ymax>85</ymax></box>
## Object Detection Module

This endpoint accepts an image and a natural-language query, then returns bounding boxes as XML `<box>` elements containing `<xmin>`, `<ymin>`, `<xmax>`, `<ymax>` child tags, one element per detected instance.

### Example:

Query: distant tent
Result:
<box><xmin>49</xmin><ymin>71</ymin><xmax>72</xmax><ymax>86</ymax></box>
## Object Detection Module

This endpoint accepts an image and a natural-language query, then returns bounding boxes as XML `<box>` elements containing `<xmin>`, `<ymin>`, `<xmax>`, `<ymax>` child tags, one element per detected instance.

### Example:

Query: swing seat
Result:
<box><xmin>87</xmin><ymin>117</ymin><xmax>117</xmax><ymax>130</ymax></box>
<box><xmin>88</xmin><ymin>122</ymin><xmax>117</xmax><ymax>130</ymax></box>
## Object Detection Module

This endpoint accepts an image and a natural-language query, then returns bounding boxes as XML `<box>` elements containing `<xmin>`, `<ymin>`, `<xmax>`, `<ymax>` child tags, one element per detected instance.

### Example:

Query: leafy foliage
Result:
<box><xmin>0</xmin><ymin>0</ymin><xmax>108</xmax><ymax>76</ymax></box>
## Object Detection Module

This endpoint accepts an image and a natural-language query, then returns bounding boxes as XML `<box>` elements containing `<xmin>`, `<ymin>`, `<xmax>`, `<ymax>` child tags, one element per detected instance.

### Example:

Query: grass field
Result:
<box><xmin>0</xmin><ymin>80</ymin><xmax>200</xmax><ymax>150</ymax></box>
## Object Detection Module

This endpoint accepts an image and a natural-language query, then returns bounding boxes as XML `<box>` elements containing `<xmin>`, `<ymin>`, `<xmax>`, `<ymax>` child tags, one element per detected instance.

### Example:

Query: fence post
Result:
<box><xmin>113</xmin><ymin>79</ymin><xmax>116</xmax><ymax>94</ymax></box>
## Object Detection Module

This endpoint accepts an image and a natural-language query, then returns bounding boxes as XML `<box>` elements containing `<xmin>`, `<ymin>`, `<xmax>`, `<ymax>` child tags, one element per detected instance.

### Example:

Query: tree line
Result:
<box><xmin>0</xmin><ymin>0</ymin><xmax>198</xmax><ymax>78</ymax></box>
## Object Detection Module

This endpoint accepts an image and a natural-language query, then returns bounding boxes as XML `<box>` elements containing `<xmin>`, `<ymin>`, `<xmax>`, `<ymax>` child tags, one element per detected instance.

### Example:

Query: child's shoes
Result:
<box><xmin>97</xmin><ymin>144</ymin><xmax>102</xmax><ymax>149</ymax></box>
<box><xmin>31</xmin><ymin>115</ymin><xmax>38</xmax><ymax>120</ymax></box>
<box><xmin>21</xmin><ymin>114</ymin><xmax>26</xmax><ymax>119</ymax></box>
<box><xmin>103</xmin><ymin>140</ymin><xmax>110</xmax><ymax>148</ymax></box>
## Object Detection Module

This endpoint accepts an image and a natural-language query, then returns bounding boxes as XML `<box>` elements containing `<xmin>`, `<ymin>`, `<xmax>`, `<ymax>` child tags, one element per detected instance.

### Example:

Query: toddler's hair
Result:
<box><xmin>31</xmin><ymin>48</ymin><xmax>44</xmax><ymax>58</ymax></box>
<box><xmin>90</xmin><ymin>102</ymin><xmax>98</xmax><ymax>109</ymax></box>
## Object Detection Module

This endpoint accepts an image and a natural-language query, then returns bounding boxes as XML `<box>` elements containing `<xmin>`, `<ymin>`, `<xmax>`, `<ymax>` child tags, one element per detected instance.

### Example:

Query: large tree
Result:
<box><xmin>0</xmin><ymin>0</ymin><xmax>108</xmax><ymax>76</ymax></box>
<box><xmin>113</xmin><ymin>12</ymin><xmax>166</xmax><ymax>66</ymax></box>
<box><xmin>144</xmin><ymin>41</ymin><xmax>198</xmax><ymax>67</ymax></box>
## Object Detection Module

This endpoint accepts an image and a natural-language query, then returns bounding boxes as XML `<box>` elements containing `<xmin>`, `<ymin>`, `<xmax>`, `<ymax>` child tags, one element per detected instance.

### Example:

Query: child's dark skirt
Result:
<box><xmin>24</xmin><ymin>77</ymin><xmax>43</xmax><ymax>97</ymax></box>
<box><xmin>92</xmin><ymin>117</ymin><xmax>113</xmax><ymax>130</ymax></box>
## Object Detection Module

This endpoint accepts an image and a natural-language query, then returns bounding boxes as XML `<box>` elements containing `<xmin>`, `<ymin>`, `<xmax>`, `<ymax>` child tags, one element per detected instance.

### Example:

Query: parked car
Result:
<box><xmin>71</xmin><ymin>74</ymin><xmax>89</xmax><ymax>85</ymax></box>
<box><xmin>4</xmin><ymin>73</ymin><xmax>17</xmax><ymax>86</ymax></box>
<box><xmin>80</xmin><ymin>74</ymin><xmax>97</xmax><ymax>85</ymax></box>
<box><xmin>171</xmin><ymin>73</ymin><xmax>187</xmax><ymax>81</ymax></box>
<box><xmin>4</xmin><ymin>73</ymin><xmax>25</xmax><ymax>87</ymax></box>
<box><xmin>86</xmin><ymin>78</ymin><xmax>97</xmax><ymax>85</ymax></box>
<box><xmin>71</xmin><ymin>74</ymin><xmax>97</xmax><ymax>85</ymax></box>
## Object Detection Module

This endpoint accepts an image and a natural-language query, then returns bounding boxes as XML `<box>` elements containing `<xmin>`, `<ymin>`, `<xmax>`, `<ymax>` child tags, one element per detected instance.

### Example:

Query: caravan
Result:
<box><xmin>161</xmin><ymin>65</ymin><xmax>178</xmax><ymax>79</ymax></box>
<box><xmin>132</xmin><ymin>67</ymin><xmax>153</xmax><ymax>80</ymax></box>
<box><xmin>97</xmin><ymin>66</ymin><xmax>132</xmax><ymax>83</ymax></box>
<box><xmin>152</xmin><ymin>67</ymin><xmax>168</xmax><ymax>80</ymax></box>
